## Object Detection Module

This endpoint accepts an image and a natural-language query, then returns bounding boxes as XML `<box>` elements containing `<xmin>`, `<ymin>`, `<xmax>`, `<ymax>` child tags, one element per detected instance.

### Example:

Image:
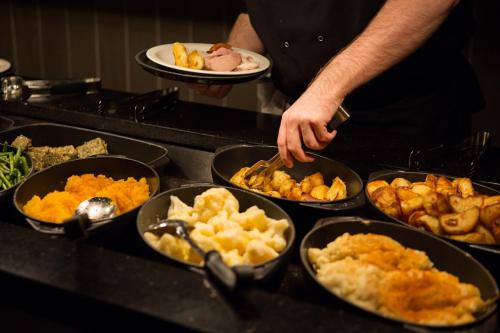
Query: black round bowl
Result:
<box><xmin>0</xmin><ymin>145</ymin><xmax>33</xmax><ymax>207</ymax></box>
<box><xmin>300</xmin><ymin>216</ymin><xmax>499</xmax><ymax>329</ymax></box>
<box><xmin>211</xmin><ymin>145</ymin><xmax>365</xmax><ymax>213</ymax></box>
<box><xmin>14</xmin><ymin>156</ymin><xmax>160</xmax><ymax>235</ymax></box>
<box><xmin>137</xmin><ymin>184</ymin><xmax>295</xmax><ymax>283</ymax></box>
<box><xmin>366</xmin><ymin>170</ymin><xmax>500</xmax><ymax>251</ymax></box>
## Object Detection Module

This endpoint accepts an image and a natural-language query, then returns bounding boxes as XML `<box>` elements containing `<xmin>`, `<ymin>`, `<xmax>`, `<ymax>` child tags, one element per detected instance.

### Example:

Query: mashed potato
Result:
<box><xmin>144</xmin><ymin>188</ymin><xmax>289</xmax><ymax>267</ymax></box>
<box><xmin>308</xmin><ymin>233</ymin><xmax>484</xmax><ymax>325</ymax></box>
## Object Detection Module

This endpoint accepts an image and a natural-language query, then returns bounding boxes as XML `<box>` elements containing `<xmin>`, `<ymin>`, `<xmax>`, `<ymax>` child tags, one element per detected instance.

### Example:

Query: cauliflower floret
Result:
<box><xmin>230</xmin><ymin>205</ymin><xmax>269</xmax><ymax>231</ymax></box>
<box><xmin>215</xmin><ymin>228</ymin><xmax>249</xmax><ymax>255</ymax></box>
<box><xmin>193</xmin><ymin>188</ymin><xmax>239</xmax><ymax>222</ymax></box>
<box><xmin>168</xmin><ymin>195</ymin><xmax>199</xmax><ymax>225</ymax></box>
<box><xmin>222</xmin><ymin>249</ymin><xmax>244</xmax><ymax>267</ymax></box>
<box><xmin>243</xmin><ymin>239</ymin><xmax>279</xmax><ymax>265</ymax></box>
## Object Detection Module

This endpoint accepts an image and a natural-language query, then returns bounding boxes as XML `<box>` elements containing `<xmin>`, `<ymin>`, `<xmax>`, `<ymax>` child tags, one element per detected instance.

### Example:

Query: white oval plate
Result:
<box><xmin>0</xmin><ymin>58</ymin><xmax>12</xmax><ymax>74</ymax></box>
<box><xmin>146</xmin><ymin>43</ymin><xmax>270</xmax><ymax>76</ymax></box>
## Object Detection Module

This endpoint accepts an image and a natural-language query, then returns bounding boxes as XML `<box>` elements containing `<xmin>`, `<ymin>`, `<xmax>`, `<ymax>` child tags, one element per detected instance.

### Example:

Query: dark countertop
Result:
<box><xmin>0</xmin><ymin>91</ymin><xmax>499</xmax><ymax>332</ymax></box>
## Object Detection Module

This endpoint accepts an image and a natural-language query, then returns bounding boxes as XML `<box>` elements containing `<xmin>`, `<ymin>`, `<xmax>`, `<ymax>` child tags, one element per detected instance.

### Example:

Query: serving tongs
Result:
<box><xmin>244</xmin><ymin>104</ymin><xmax>350</xmax><ymax>180</ymax></box>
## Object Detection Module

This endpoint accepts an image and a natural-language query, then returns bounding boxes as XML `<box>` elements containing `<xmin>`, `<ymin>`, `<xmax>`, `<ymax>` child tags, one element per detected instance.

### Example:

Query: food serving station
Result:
<box><xmin>1</xmin><ymin>82</ymin><xmax>499</xmax><ymax>332</ymax></box>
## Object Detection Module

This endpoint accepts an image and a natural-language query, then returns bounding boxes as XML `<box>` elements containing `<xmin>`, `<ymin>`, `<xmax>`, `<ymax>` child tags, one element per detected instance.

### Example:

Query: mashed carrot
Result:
<box><xmin>23</xmin><ymin>174</ymin><xmax>150</xmax><ymax>223</ymax></box>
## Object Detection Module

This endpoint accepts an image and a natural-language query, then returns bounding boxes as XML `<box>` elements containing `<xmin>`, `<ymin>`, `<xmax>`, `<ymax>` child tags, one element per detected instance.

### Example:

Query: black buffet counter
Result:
<box><xmin>0</xmin><ymin>89</ymin><xmax>499</xmax><ymax>332</ymax></box>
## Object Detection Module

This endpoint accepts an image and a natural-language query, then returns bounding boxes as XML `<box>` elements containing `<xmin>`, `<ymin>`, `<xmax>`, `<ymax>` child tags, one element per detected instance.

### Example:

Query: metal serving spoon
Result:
<box><xmin>62</xmin><ymin>197</ymin><xmax>116</xmax><ymax>237</ymax></box>
<box><xmin>148</xmin><ymin>219</ymin><xmax>237</xmax><ymax>290</ymax></box>
<box><xmin>75</xmin><ymin>197</ymin><xmax>117</xmax><ymax>221</ymax></box>
<box><xmin>1</xmin><ymin>76</ymin><xmax>101</xmax><ymax>101</ymax></box>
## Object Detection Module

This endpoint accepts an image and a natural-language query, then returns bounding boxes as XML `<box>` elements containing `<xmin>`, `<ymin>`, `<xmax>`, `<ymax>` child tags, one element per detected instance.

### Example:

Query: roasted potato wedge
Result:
<box><xmin>436</xmin><ymin>176</ymin><xmax>457</xmax><ymax>196</ymax></box>
<box><xmin>172</xmin><ymin>42</ymin><xmax>189</xmax><ymax>67</ymax></box>
<box><xmin>271</xmin><ymin>170</ymin><xmax>291</xmax><ymax>191</ymax></box>
<box><xmin>401</xmin><ymin>197</ymin><xmax>424</xmax><ymax>219</ymax></box>
<box><xmin>372</xmin><ymin>186</ymin><xmax>398</xmax><ymax>207</ymax></box>
<box><xmin>326</xmin><ymin>177</ymin><xmax>347</xmax><ymax>201</ymax></box>
<box><xmin>422</xmin><ymin>192</ymin><xmax>453</xmax><ymax>216</ymax></box>
<box><xmin>449</xmin><ymin>225</ymin><xmax>495</xmax><ymax>244</ymax></box>
<box><xmin>310</xmin><ymin>185</ymin><xmax>329</xmax><ymax>200</ymax></box>
<box><xmin>439</xmin><ymin>207</ymin><xmax>480</xmax><ymax>235</ymax></box>
<box><xmin>279</xmin><ymin>179</ymin><xmax>297</xmax><ymax>198</ymax></box>
<box><xmin>366</xmin><ymin>180</ymin><xmax>389</xmax><ymax>197</ymax></box>
<box><xmin>483</xmin><ymin>195</ymin><xmax>500</xmax><ymax>208</ymax></box>
<box><xmin>187</xmin><ymin>50</ymin><xmax>205</xmax><ymax>69</ymax></box>
<box><xmin>453</xmin><ymin>177</ymin><xmax>475</xmax><ymax>198</ymax></box>
<box><xmin>408</xmin><ymin>211</ymin><xmax>441</xmax><ymax>235</ymax></box>
<box><xmin>390</xmin><ymin>177</ymin><xmax>411</xmax><ymax>188</ymax></box>
<box><xmin>380</xmin><ymin>204</ymin><xmax>402</xmax><ymax>219</ymax></box>
<box><xmin>396</xmin><ymin>187</ymin><xmax>420</xmax><ymax>201</ymax></box>
<box><xmin>479</xmin><ymin>203</ymin><xmax>500</xmax><ymax>228</ymax></box>
<box><xmin>425</xmin><ymin>174</ymin><xmax>437</xmax><ymax>189</ymax></box>
<box><xmin>410</xmin><ymin>182</ymin><xmax>433</xmax><ymax>196</ymax></box>
<box><xmin>449</xmin><ymin>195</ymin><xmax>483</xmax><ymax>213</ymax></box>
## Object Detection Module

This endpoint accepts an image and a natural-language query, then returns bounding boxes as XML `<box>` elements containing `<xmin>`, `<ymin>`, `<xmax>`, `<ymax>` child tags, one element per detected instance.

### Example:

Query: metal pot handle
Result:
<box><xmin>25</xmin><ymin>218</ymin><xmax>65</xmax><ymax>234</ymax></box>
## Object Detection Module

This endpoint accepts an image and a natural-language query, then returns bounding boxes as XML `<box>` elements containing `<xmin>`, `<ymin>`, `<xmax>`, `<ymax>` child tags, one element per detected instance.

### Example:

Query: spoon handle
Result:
<box><xmin>204</xmin><ymin>251</ymin><xmax>237</xmax><ymax>291</ymax></box>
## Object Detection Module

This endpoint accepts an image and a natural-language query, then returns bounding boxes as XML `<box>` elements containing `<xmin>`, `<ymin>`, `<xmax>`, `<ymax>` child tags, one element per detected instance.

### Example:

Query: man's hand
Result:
<box><xmin>187</xmin><ymin>84</ymin><xmax>232</xmax><ymax>99</ymax></box>
<box><xmin>277</xmin><ymin>92</ymin><xmax>340</xmax><ymax>168</ymax></box>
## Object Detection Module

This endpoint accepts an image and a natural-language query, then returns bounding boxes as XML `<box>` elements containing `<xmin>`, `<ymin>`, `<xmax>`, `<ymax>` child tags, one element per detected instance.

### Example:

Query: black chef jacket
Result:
<box><xmin>243</xmin><ymin>0</ymin><xmax>484</xmax><ymax>147</ymax></box>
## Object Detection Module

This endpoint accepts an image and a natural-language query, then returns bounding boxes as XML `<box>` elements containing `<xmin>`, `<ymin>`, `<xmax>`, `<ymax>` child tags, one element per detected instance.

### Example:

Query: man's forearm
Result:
<box><xmin>306</xmin><ymin>0</ymin><xmax>460</xmax><ymax>105</ymax></box>
<box><xmin>228</xmin><ymin>14</ymin><xmax>265</xmax><ymax>54</ymax></box>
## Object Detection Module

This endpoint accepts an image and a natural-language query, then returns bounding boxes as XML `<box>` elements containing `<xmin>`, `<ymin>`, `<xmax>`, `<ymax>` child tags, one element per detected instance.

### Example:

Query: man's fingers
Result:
<box><xmin>287</xmin><ymin>122</ymin><xmax>314</xmax><ymax>164</ymax></box>
<box><xmin>300</xmin><ymin>123</ymin><xmax>322</xmax><ymax>150</ymax></box>
<box><xmin>277</xmin><ymin>119</ymin><xmax>293</xmax><ymax>168</ymax></box>
<box><xmin>312</xmin><ymin>122</ymin><xmax>337</xmax><ymax>144</ymax></box>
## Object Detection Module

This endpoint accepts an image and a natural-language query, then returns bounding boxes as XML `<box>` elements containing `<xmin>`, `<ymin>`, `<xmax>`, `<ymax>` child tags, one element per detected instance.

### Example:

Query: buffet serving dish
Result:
<box><xmin>211</xmin><ymin>145</ymin><xmax>365</xmax><ymax>212</ymax></box>
<box><xmin>137</xmin><ymin>184</ymin><xmax>295</xmax><ymax>286</ymax></box>
<box><xmin>14</xmin><ymin>156</ymin><xmax>159</xmax><ymax>235</ymax></box>
<box><xmin>300</xmin><ymin>216</ymin><xmax>499</xmax><ymax>328</ymax></box>
<box><xmin>366</xmin><ymin>170</ymin><xmax>500</xmax><ymax>252</ymax></box>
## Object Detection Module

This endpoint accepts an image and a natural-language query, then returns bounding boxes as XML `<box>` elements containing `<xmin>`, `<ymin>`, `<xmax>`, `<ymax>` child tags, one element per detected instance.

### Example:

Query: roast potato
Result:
<box><xmin>310</xmin><ymin>185</ymin><xmax>329</xmax><ymax>200</ymax></box>
<box><xmin>439</xmin><ymin>207</ymin><xmax>480</xmax><ymax>235</ymax></box>
<box><xmin>483</xmin><ymin>195</ymin><xmax>500</xmax><ymax>208</ymax></box>
<box><xmin>172</xmin><ymin>42</ymin><xmax>189</xmax><ymax>67</ymax></box>
<box><xmin>401</xmin><ymin>197</ymin><xmax>424</xmax><ymax>219</ymax></box>
<box><xmin>479</xmin><ymin>203</ymin><xmax>500</xmax><ymax>229</ymax></box>
<box><xmin>410</xmin><ymin>182</ymin><xmax>433</xmax><ymax>196</ymax></box>
<box><xmin>396</xmin><ymin>187</ymin><xmax>420</xmax><ymax>202</ymax></box>
<box><xmin>422</xmin><ymin>192</ymin><xmax>453</xmax><ymax>216</ymax></box>
<box><xmin>366</xmin><ymin>180</ymin><xmax>389</xmax><ymax>197</ymax></box>
<box><xmin>449</xmin><ymin>195</ymin><xmax>483</xmax><ymax>213</ymax></box>
<box><xmin>425</xmin><ymin>174</ymin><xmax>438</xmax><ymax>189</ymax></box>
<box><xmin>453</xmin><ymin>177</ymin><xmax>475</xmax><ymax>198</ymax></box>
<box><xmin>390</xmin><ymin>177</ymin><xmax>411</xmax><ymax>188</ymax></box>
<box><xmin>326</xmin><ymin>177</ymin><xmax>347</xmax><ymax>201</ymax></box>
<box><xmin>187</xmin><ymin>50</ymin><xmax>205</xmax><ymax>69</ymax></box>
<box><xmin>449</xmin><ymin>225</ymin><xmax>495</xmax><ymax>244</ymax></box>
<box><xmin>408</xmin><ymin>211</ymin><xmax>441</xmax><ymax>235</ymax></box>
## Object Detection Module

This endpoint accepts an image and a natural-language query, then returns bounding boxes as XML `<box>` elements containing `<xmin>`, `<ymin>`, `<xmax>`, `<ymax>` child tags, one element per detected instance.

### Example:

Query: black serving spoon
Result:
<box><xmin>148</xmin><ymin>219</ymin><xmax>238</xmax><ymax>291</ymax></box>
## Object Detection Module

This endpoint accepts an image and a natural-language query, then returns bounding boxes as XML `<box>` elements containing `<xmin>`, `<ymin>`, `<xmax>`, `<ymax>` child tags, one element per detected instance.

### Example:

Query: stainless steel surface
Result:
<box><xmin>75</xmin><ymin>197</ymin><xmax>117</xmax><ymax>221</ymax></box>
<box><xmin>244</xmin><ymin>104</ymin><xmax>350</xmax><ymax>179</ymax></box>
<box><xmin>1</xmin><ymin>76</ymin><xmax>101</xmax><ymax>101</ymax></box>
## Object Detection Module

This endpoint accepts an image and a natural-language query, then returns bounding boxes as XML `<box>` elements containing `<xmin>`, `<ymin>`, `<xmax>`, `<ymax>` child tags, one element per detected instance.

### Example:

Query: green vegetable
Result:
<box><xmin>0</xmin><ymin>143</ymin><xmax>31</xmax><ymax>191</ymax></box>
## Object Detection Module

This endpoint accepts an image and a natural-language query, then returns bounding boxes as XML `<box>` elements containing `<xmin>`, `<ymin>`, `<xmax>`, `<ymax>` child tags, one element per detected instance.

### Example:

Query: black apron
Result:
<box><xmin>245</xmin><ymin>0</ymin><xmax>484</xmax><ymax>147</ymax></box>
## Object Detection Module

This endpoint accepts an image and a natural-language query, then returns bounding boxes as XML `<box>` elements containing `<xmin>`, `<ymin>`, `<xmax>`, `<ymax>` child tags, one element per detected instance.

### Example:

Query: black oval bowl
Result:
<box><xmin>14</xmin><ymin>156</ymin><xmax>160</xmax><ymax>234</ymax></box>
<box><xmin>211</xmin><ymin>145</ymin><xmax>365</xmax><ymax>213</ymax></box>
<box><xmin>0</xmin><ymin>145</ymin><xmax>33</xmax><ymax>207</ymax></box>
<box><xmin>0</xmin><ymin>116</ymin><xmax>14</xmax><ymax>131</ymax></box>
<box><xmin>300</xmin><ymin>216</ymin><xmax>499</xmax><ymax>329</ymax></box>
<box><xmin>137</xmin><ymin>184</ymin><xmax>295</xmax><ymax>282</ymax></box>
<box><xmin>366</xmin><ymin>170</ymin><xmax>500</xmax><ymax>249</ymax></box>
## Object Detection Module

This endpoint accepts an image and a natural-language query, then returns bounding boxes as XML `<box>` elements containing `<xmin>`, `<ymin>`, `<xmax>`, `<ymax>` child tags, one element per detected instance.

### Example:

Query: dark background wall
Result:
<box><xmin>0</xmin><ymin>0</ymin><xmax>499</xmax><ymax>146</ymax></box>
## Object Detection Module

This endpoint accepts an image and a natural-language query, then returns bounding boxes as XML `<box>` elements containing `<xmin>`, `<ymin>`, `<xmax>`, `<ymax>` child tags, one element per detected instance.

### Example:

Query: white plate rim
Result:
<box><xmin>0</xmin><ymin>58</ymin><xmax>12</xmax><ymax>74</ymax></box>
<box><xmin>146</xmin><ymin>43</ymin><xmax>270</xmax><ymax>76</ymax></box>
